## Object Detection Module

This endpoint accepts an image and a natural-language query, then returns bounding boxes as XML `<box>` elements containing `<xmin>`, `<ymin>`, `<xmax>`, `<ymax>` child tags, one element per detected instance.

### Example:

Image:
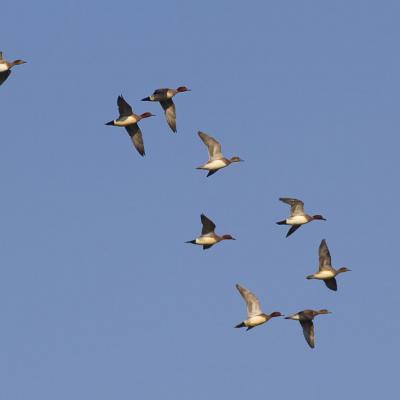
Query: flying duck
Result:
<box><xmin>141</xmin><ymin>86</ymin><xmax>190</xmax><ymax>133</ymax></box>
<box><xmin>306</xmin><ymin>239</ymin><xmax>351</xmax><ymax>291</ymax></box>
<box><xmin>105</xmin><ymin>95</ymin><xmax>155</xmax><ymax>156</ymax></box>
<box><xmin>0</xmin><ymin>52</ymin><xmax>26</xmax><ymax>86</ymax></box>
<box><xmin>285</xmin><ymin>309</ymin><xmax>331</xmax><ymax>348</ymax></box>
<box><xmin>185</xmin><ymin>214</ymin><xmax>235</xmax><ymax>250</ymax></box>
<box><xmin>235</xmin><ymin>284</ymin><xmax>282</xmax><ymax>331</ymax></box>
<box><xmin>276</xmin><ymin>198</ymin><xmax>326</xmax><ymax>237</ymax></box>
<box><xmin>196</xmin><ymin>131</ymin><xmax>243</xmax><ymax>177</ymax></box>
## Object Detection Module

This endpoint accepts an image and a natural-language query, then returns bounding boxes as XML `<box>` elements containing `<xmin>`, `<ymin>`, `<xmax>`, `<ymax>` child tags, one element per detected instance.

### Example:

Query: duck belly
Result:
<box><xmin>286</xmin><ymin>215</ymin><xmax>308</xmax><ymax>225</ymax></box>
<box><xmin>195</xmin><ymin>236</ymin><xmax>217</xmax><ymax>245</ymax></box>
<box><xmin>313</xmin><ymin>270</ymin><xmax>335</xmax><ymax>280</ymax></box>
<box><xmin>245</xmin><ymin>316</ymin><xmax>267</xmax><ymax>327</ymax></box>
<box><xmin>114</xmin><ymin>116</ymin><xmax>138</xmax><ymax>126</ymax></box>
<box><xmin>202</xmin><ymin>160</ymin><xmax>227</xmax><ymax>170</ymax></box>
<box><xmin>0</xmin><ymin>64</ymin><xmax>9</xmax><ymax>72</ymax></box>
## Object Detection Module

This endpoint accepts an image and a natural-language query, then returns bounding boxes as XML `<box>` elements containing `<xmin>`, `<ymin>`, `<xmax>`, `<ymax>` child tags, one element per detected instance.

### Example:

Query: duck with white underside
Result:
<box><xmin>141</xmin><ymin>86</ymin><xmax>190</xmax><ymax>133</ymax></box>
<box><xmin>235</xmin><ymin>284</ymin><xmax>282</xmax><ymax>331</ymax></box>
<box><xmin>196</xmin><ymin>131</ymin><xmax>243</xmax><ymax>177</ymax></box>
<box><xmin>306</xmin><ymin>239</ymin><xmax>351</xmax><ymax>291</ymax></box>
<box><xmin>105</xmin><ymin>95</ymin><xmax>155</xmax><ymax>157</ymax></box>
<box><xmin>0</xmin><ymin>51</ymin><xmax>26</xmax><ymax>86</ymax></box>
<box><xmin>276</xmin><ymin>197</ymin><xmax>326</xmax><ymax>237</ymax></box>
<box><xmin>285</xmin><ymin>309</ymin><xmax>331</xmax><ymax>348</ymax></box>
<box><xmin>185</xmin><ymin>214</ymin><xmax>235</xmax><ymax>250</ymax></box>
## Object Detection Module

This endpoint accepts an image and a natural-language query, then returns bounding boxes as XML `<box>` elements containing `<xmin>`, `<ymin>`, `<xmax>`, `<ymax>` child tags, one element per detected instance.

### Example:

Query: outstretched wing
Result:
<box><xmin>160</xmin><ymin>99</ymin><xmax>177</xmax><ymax>133</ymax></box>
<box><xmin>319</xmin><ymin>239</ymin><xmax>332</xmax><ymax>270</ymax></box>
<box><xmin>118</xmin><ymin>95</ymin><xmax>133</xmax><ymax>117</ymax></box>
<box><xmin>324</xmin><ymin>278</ymin><xmax>337</xmax><ymax>291</ymax></box>
<box><xmin>279</xmin><ymin>198</ymin><xmax>305</xmax><ymax>216</ymax></box>
<box><xmin>125</xmin><ymin>124</ymin><xmax>145</xmax><ymax>156</ymax></box>
<box><xmin>236</xmin><ymin>284</ymin><xmax>263</xmax><ymax>318</ymax></box>
<box><xmin>300</xmin><ymin>320</ymin><xmax>315</xmax><ymax>348</ymax></box>
<box><xmin>0</xmin><ymin>70</ymin><xmax>11</xmax><ymax>86</ymax></box>
<box><xmin>286</xmin><ymin>225</ymin><xmax>301</xmax><ymax>237</ymax></box>
<box><xmin>198</xmin><ymin>131</ymin><xmax>223</xmax><ymax>161</ymax></box>
<box><xmin>200</xmin><ymin>214</ymin><xmax>216</xmax><ymax>235</ymax></box>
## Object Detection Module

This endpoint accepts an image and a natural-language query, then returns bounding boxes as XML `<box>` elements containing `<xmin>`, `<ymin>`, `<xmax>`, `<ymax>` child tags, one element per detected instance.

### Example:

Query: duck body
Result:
<box><xmin>186</xmin><ymin>214</ymin><xmax>235</xmax><ymax>250</ymax></box>
<box><xmin>235</xmin><ymin>284</ymin><xmax>282</xmax><ymax>331</ymax></box>
<box><xmin>285</xmin><ymin>309</ymin><xmax>331</xmax><ymax>348</ymax></box>
<box><xmin>141</xmin><ymin>86</ymin><xmax>190</xmax><ymax>133</ymax></box>
<box><xmin>105</xmin><ymin>95</ymin><xmax>154</xmax><ymax>157</ymax></box>
<box><xmin>306</xmin><ymin>239</ymin><xmax>350</xmax><ymax>291</ymax></box>
<box><xmin>196</xmin><ymin>131</ymin><xmax>243</xmax><ymax>177</ymax></box>
<box><xmin>276</xmin><ymin>198</ymin><xmax>326</xmax><ymax>237</ymax></box>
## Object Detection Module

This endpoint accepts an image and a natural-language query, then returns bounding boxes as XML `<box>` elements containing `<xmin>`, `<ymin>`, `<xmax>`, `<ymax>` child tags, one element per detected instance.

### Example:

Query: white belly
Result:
<box><xmin>313</xmin><ymin>270</ymin><xmax>335</xmax><ymax>280</ymax></box>
<box><xmin>286</xmin><ymin>215</ymin><xmax>308</xmax><ymax>225</ymax></box>
<box><xmin>114</xmin><ymin>115</ymin><xmax>138</xmax><ymax>126</ymax></box>
<box><xmin>202</xmin><ymin>159</ymin><xmax>227</xmax><ymax>170</ymax></box>
<box><xmin>195</xmin><ymin>236</ymin><xmax>217</xmax><ymax>245</ymax></box>
<box><xmin>0</xmin><ymin>64</ymin><xmax>9</xmax><ymax>72</ymax></box>
<box><xmin>246</xmin><ymin>315</ymin><xmax>267</xmax><ymax>327</ymax></box>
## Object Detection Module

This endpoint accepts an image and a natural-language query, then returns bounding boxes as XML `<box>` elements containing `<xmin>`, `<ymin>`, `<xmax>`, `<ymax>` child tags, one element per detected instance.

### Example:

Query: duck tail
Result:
<box><xmin>185</xmin><ymin>240</ymin><xmax>196</xmax><ymax>244</ymax></box>
<box><xmin>141</xmin><ymin>96</ymin><xmax>151</xmax><ymax>101</ymax></box>
<box><xmin>276</xmin><ymin>220</ymin><xmax>286</xmax><ymax>225</ymax></box>
<box><xmin>235</xmin><ymin>322</ymin><xmax>245</xmax><ymax>328</ymax></box>
<box><xmin>105</xmin><ymin>120</ymin><xmax>115</xmax><ymax>126</ymax></box>
<box><xmin>306</xmin><ymin>274</ymin><xmax>314</xmax><ymax>280</ymax></box>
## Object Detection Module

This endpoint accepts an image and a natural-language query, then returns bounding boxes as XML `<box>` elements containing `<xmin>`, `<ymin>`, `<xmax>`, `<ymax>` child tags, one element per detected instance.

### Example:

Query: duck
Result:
<box><xmin>185</xmin><ymin>214</ymin><xmax>235</xmax><ymax>250</ymax></box>
<box><xmin>196</xmin><ymin>131</ymin><xmax>243</xmax><ymax>177</ymax></box>
<box><xmin>235</xmin><ymin>284</ymin><xmax>282</xmax><ymax>331</ymax></box>
<box><xmin>141</xmin><ymin>86</ymin><xmax>190</xmax><ymax>133</ymax></box>
<box><xmin>285</xmin><ymin>309</ymin><xmax>331</xmax><ymax>348</ymax></box>
<box><xmin>276</xmin><ymin>197</ymin><xmax>326</xmax><ymax>237</ymax></box>
<box><xmin>105</xmin><ymin>95</ymin><xmax>155</xmax><ymax>157</ymax></box>
<box><xmin>306</xmin><ymin>239</ymin><xmax>351</xmax><ymax>291</ymax></box>
<box><xmin>0</xmin><ymin>52</ymin><xmax>26</xmax><ymax>86</ymax></box>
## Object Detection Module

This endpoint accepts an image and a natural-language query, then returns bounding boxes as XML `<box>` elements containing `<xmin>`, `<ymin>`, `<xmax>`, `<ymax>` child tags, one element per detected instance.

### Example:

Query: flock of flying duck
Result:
<box><xmin>1</xmin><ymin>52</ymin><xmax>351</xmax><ymax>349</ymax></box>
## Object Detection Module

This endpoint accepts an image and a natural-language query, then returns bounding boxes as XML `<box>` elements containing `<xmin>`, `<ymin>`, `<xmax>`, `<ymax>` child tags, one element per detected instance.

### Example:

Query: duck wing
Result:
<box><xmin>160</xmin><ymin>99</ymin><xmax>177</xmax><ymax>133</ymax></box>
<box><xmin>236</xmin><ymin>284</ymin><xmax>263</xmax><ymax>318</ymax></box>
<box><xmin>125</xmin><ymin>124</ymin><xmax>145</xmax><ymax>156</ymax></box>
<box><xmin>279</xmin><ymin>198</ymin><xmax>305</xmax><ymax>216</ymax></box>
<box><xmin>0</xmin><ymin>70</ymin><xmax>11</xmax><ymax>86</ymax></box>
<box><xmin>118</xmin><ymin>95</ymin><xmax>133</xmax><ymax>117</ymax></box>
<box><xmin>324</xmin><ymin>278</ymin><xmax>337</xmax><ymax>291</ymax></box>
<box><xmin>286</xmin><ymin>224</ymin><xmax>301</xmax><ymax>237</ymax></box>
<box><xmin>319</xmin><ymin>239</ymin><xmax>333</xmax><ymax>271</ymax></box>
<box><xmin>200</xmin><ymin>214</ymin><xmax>216</xmax><ymax>235</ymax></box>
<box><xmin>198</xmin><ymin>131</ymin><xmax>223</xmax><ymax>161</ymax></box>
<box><xmin>300</xmin><ymin>319</ymin><xmax>315</xmax><ymax>348</ymax></box>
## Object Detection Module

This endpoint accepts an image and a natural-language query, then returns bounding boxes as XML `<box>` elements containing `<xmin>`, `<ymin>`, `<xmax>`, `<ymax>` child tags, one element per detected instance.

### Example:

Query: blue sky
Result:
<box><xmin>1</xmin><ymin>1</ymin><xmax>399</xmax><ymax>399</ymax></box>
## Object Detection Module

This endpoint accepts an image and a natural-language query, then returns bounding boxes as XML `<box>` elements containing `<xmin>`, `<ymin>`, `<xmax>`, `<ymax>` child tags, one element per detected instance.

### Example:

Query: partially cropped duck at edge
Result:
<box><xmin>276</xmin><ymin>197</ymin><xmax>326</xmax><ymax>237</ymax></box>
<box><xmin>0</xmin><ymin>52</ymin><xmax>26</xmax><ymax>86</ymax></box>
<box><xmin>105</xmin><ymin>95</ymin><xmax>155</xmax><ymax>157</ymax></box>
<box><xmin>235</xmin><ymin>284</ymin><xmax>282</xmax><ymax>331</ymax></box>
<box><xmin>185</xmin><ymin>214</ymin><xmax>235</xmax><ymax>250</ymax></box>
<box><xmin>306</xmin><ymin>239</ymin><xmax>351</xmax><ymax>291</ymax></box>
<box><xmin>141</xmin><ymin>86</ymin><xmax>190</xmax><ymax>133</ymax></box>
<box><xmin>196</xmin><ymin>131</ymin><xmax>243</xmax><ymax>177</ymax></box>
<box><xmin>285</xmin><ymin>309</ymin><xmax>331</xmax><ymax>348</ymax></box>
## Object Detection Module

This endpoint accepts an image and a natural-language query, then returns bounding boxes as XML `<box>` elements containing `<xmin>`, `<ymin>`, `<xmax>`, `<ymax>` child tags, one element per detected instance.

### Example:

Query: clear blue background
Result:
<box><xmin>1</xmin><ymin>1</ymin><xmax>398</xmax><ymax>399</ymax></box>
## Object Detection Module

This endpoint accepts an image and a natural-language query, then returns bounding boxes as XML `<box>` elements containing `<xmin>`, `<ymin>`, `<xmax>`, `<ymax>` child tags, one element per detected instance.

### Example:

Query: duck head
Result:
<box><xmin>317</xmin><ymin>309</ymin><xmax>332</xmax><ymax>315</ymax></box>
<box><xmin>176</xmin><ymin>86</ymin><xmax>191</xmax><ymax>93</ymax></box>
<box><xmin>270</xmin><ymin>312</ymin><xmax>283</xmax><ymax>318</ymax></box>
<box><xmin>140</xmin><ymin>112</ymin><xmax>156</xmax><ymax>119</ymax></box>
<box><xmin>221</xmin><ymin>234</ymin><xmax>235</xmax><ymax>241</ymax></box>
<box><xmin>11</xmin><ymin>59</ymin><xmax>27</xmax><ymax>67</ymax></box>
<box><xmin>312</xmin><ymin>214</ymin><xmax>326</xmax><ymax>221</ymax></box>
<box><xmin>230</xmin><ymin>156</ymin><xmax>244</xmax><ymax>163</ymax></box>
<box><xmin>336</xmin><ymin>267</ymin><xmax>351</xmax><ymax>274</ymax></box>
